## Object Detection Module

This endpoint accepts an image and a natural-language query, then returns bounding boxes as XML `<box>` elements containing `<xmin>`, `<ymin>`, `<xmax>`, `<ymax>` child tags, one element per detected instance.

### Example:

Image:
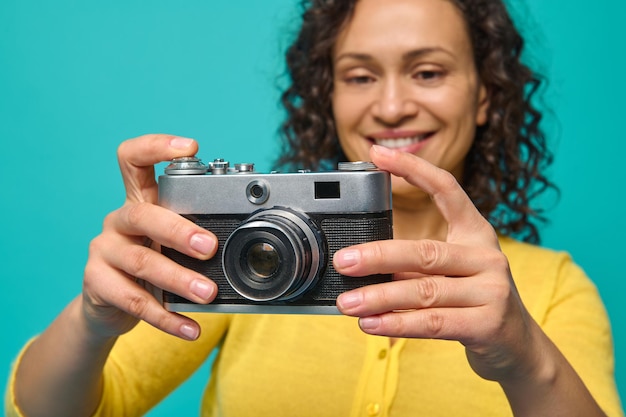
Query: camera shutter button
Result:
<box><xmin>236</xmin><ymin>163</ymin><xmax>255</xmax><ymax>173</ymax></box>
<box><xmin>209</xmin><ymin>159</ymin><xmax>229</xmax><ymax>175</ymax></box>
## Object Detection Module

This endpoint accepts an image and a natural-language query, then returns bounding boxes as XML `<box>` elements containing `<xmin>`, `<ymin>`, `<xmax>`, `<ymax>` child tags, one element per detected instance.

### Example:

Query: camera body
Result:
<box><xmin>152</xmin><ymin>157</ymin><xmax>393</xmax><ymax>314</ymax></box>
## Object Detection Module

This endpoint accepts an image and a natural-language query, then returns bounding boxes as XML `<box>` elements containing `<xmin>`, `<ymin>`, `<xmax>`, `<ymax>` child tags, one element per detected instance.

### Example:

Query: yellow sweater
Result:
<box><xmin>6</xmin><ymin>237</ymin><xmax>625</xmax><ymax>416</ymax></box>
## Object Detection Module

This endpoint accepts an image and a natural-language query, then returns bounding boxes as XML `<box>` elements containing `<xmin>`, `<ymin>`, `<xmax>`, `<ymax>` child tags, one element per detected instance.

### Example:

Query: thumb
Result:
<box><xmin>117</xmin><ymin>134</ymin><xmax>199</xmax><ymax>204</ymax></box>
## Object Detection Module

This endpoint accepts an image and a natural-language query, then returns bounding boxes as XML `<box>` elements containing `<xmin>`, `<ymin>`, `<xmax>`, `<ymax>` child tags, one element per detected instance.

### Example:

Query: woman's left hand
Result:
<box><xmin>335</xmin><ymin>145</ymin><xmax>544</xmax><ymax>384</ymax></box>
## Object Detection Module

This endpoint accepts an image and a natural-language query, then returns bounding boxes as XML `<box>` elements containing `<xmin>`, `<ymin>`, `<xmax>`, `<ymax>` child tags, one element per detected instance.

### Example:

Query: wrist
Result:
<box><xmin>499</xmin><ymin>320</ymin><xmax>558</xmax><ymax>388</ymax></box>
<box><xmin>498</xmin><ymin>322</ymin><xmax>605</xmax><ymax>417</ymax></box>
<box><xmin>73</xmin><ymin>296</ymin><xmax>120</xmax><ymax>349</ymax></box>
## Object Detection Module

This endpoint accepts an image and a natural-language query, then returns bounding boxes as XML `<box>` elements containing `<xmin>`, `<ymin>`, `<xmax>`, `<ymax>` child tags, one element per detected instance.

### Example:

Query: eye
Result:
<box><xmin>346</xmin><ymin>75</ymin><xmax>374</xmax><ymax>85</ymax></box>
<box><xmin>416</xmin><ymin>70</ymin><xmax>442</xmax><ymax>80</ymax></box>
<box><xmin>409</xmin><ymin>66</ymin><xmax>447</xmax><ymax>87</ymax></box>
<box><xmin>336</xmin><ymin>66</ymin><xmax>377</xmax><ymax>86</ymax></box>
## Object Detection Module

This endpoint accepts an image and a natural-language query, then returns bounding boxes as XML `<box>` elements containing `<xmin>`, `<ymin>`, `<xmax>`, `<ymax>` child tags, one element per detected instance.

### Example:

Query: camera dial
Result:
<box><xmin>164</xmin><ymin>157</ymin><xmax>208</xmax><ymax>175</ymax></box>
<box><xmin>338</xmin><ymin>161</ymin><xmax>377</xmax><ymax>171</ymax></box>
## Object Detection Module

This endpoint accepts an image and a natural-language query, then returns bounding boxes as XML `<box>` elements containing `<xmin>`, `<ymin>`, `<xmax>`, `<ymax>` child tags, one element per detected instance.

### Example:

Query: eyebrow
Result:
<box><xmin>334</xmin><ymin>47</ymin><xmax>455</xmax><ymax>64</ymax></box>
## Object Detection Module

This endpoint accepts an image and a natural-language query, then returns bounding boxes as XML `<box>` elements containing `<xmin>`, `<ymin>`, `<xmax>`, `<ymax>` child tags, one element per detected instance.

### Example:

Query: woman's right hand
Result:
<box><xmin>82</xmin><ymin>134</ymin><xmax>219</xmax><ymax>341</ymax></box>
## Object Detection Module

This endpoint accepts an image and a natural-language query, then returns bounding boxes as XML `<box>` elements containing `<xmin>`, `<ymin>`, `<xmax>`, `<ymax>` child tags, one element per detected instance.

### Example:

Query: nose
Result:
<box><xmin>371</xmin><ymin>77</ymin><xmax>419</xmax><ymax>125</ymax></box>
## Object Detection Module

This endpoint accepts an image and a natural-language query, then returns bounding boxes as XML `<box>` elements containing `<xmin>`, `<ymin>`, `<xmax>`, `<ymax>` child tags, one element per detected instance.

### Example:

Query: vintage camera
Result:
<box><xmin>152</xmin><ymin>156</ymin><xmax>393</xmax><ymax>314</ymax></box>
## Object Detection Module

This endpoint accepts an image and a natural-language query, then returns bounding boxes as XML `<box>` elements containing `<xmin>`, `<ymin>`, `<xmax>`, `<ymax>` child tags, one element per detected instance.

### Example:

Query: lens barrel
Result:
<box><xmin>222</xmin><ymin>208</ymin><xmax>325</xmax><ymax>301</ymax></box>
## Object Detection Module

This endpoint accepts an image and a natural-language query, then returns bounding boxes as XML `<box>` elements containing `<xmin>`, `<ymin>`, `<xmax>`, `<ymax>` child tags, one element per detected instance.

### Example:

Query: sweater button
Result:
<box><xmin>366</xmin><ymin>402</ymin><xmax>381</xmax><ymax>416</ymax></box>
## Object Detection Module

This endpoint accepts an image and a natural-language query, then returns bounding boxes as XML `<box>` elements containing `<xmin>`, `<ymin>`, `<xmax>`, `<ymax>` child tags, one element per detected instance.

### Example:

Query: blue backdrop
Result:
<box><xmin>1</xmin><ymin>1</ymin><xmax>624</xmax><ymax>415</ymax></box>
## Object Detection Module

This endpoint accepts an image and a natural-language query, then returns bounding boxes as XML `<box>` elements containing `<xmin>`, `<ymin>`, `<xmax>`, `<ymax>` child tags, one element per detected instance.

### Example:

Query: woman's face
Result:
<box><xmin>331</xmin><ymin>0</ymin><xmax>489</xmax><ymax>198</ymax></box>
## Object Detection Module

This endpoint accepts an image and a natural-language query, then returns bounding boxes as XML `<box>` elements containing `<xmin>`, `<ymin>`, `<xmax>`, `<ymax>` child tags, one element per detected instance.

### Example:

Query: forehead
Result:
<box><xmin>334</xmin><ymin>0</ymin><xmax>472</xmax><ymax>57</ymax></box>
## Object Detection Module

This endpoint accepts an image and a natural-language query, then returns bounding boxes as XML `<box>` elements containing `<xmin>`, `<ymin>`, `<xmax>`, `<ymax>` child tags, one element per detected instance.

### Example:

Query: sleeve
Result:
<box><xmin>92</xmin><ymin>313</ymin><xmax>231</xmax><ymax>417</ymax></box>
<box><xmin>4</xmin><ymin>314</ymin><xmax>231</xmax><ymax>417</ymax></box>
<box><xmin>540</xmin><ymin>257</ymin><xmax>624</xmax><ymax>417</ymax></box>
<box><xmin>5</xmin><ymin>339</ymin><xmax>36</xmax><ymax>417</ymax></box>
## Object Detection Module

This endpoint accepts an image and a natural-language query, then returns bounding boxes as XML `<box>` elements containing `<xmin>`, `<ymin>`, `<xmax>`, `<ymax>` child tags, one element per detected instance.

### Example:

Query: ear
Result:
<box><xmin>475</xmin><ymin>83</ymin><xmax>490</xmax><ymax>126</ymax></box>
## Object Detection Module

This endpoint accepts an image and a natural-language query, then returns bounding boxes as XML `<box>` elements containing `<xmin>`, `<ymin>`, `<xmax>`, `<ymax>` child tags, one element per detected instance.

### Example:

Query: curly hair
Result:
<box><xmin>276</xmin><ymin>0</ymin><xmax>556</xmax><ymax>244</ymax></box>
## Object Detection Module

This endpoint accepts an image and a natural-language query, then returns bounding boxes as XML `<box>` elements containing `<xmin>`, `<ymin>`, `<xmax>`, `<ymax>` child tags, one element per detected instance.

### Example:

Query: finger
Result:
<box><xmin>110</xmin><ymin>245</ymin><xmax>216</xmax><ymax>305</ymax></box>
<box><xmin>336</xmin><ymin>274</ymin><xmax>508</xmax><ymax>317</ymax></box>
<box><xmin>89</xmin><ymin>233</ymin><xmax>217</xmax><ymax>305</ymax></box>
<box><xmin>107</xmin><ymin>202</ymin><xmax>218</xmax><ymax>259</ymax></box>
<box><xmin>84</xmin><ymin>259</ymin><xmax>204</xmax><ymax>340</ymax></box>
<box><xmin>333</xmin><ymin>239</ymin><xmax>507</xmax><ymax>278</ymax></box>
<box><xmin>369</xmin><ymin>145</ymin><xmax>497</xmax><ymax>246</ymax></box>
<box><xmin>354</xmin><ymin>307</ymin><xmax>487</xmax><ymax>342</ymax></box>
<box><xmin>117</xmin><ymin>134</ymin><xmax>199</xmax><ymax>204</ymax></box>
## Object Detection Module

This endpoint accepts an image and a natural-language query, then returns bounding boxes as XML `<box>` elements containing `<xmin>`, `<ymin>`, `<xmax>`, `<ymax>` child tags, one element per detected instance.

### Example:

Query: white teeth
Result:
<box><xmin>374</xmin><ymin>135</ymin><xmax>427</xmax><ymax>148</ymax></box>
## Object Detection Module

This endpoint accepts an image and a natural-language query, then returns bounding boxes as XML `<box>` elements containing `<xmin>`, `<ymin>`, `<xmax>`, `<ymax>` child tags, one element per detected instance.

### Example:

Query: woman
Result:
<box><xmin>6</xmin><ymin>0</ymin><xmax>623</xmax><ymax>416</ymax></box>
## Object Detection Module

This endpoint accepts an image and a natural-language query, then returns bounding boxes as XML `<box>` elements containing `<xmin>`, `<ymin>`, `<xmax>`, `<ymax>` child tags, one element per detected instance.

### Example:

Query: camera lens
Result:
<box><xmin>246</xmin><ymin>242</ymin><xmax>280</xmax><ymax>279</ymax></box>
<box><xmin>222</xmin><ymin>208</ymin><xmax>326</xmax><ymax>302</ymax></box>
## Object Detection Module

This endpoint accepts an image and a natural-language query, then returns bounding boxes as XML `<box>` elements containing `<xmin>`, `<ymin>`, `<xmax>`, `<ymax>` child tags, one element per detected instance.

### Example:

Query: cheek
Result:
<box><xmin>424</xmin><ymin>87</ymin><xmax>471</xmax><ymax>117</ymax></box>
<box><xmin>332</xmin><ymin>95</ymin><xmax>354</xmax><ymax>133</ymax></box>
<box><xmin>429</xmin><ymin>92</ymin><xmax>482</xmax><ymax>139</ymax></box>
<box><xmin>332</xmin><ymin>88</ymin><xmax>372</xmax><ymax>131</ymax></box>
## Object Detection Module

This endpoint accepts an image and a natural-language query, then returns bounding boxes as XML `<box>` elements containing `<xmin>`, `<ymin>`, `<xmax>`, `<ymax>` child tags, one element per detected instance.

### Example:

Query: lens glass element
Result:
<box><xmin>246</xmin><ymin>242</ymin><xmax>280</xmax><ymax>279</ymax></box>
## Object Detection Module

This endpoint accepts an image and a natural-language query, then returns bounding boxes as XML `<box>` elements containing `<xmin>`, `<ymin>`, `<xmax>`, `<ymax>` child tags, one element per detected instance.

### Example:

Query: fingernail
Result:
<box><xmin>359</xmin><ymin>317</ymin><xmax>381</xmax><ymax>331</ymax></box>
<box><xmin>372</xmin><ymin>144</ymin><xmax>396</xmax><ymax>157</ymax></box>
<box><xmin>190</xmin><ymin>234</ymin><xmax>215</xmax><ymax>255</ymax></box>
<box><xmin>191</xmin><ymin>279</ymin><xmax>214</xmax><ymax>300</ymax></box>
<box><xmin>170</xmin><ymin>136</ymin><xmax>195</xmax><ymax>149</ymax></box>
<box><xmin>180</xmin><ymin>323</ymin><xmax>199</xmax><ymax>340</ymax></box>
<box><xmin>334</xmin><ymin>249</ymin><xmax>360</xmax><ymax>269</ymax></box>
<box><xmin>337</xmin><ymin>291</ymin><xmax>362</xmax><ymax>310</ymax></box>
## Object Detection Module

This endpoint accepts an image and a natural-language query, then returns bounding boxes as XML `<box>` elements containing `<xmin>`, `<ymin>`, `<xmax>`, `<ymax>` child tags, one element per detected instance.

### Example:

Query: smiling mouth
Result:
<box><xmin>371</xmin><ymin>133</ymin><xmax>433</xmax><ymax>149</ymax></box>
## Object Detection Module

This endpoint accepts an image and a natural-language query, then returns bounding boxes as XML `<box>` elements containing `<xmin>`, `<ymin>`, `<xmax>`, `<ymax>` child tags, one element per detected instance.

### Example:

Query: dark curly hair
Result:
<box><xmin>276</xmin><ymin>0</ymin><xmax>556</xmax><ymax>244</ymax></box>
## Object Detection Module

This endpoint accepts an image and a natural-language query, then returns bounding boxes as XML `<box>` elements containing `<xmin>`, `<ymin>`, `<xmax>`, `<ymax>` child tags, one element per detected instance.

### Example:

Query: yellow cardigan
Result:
<box><xmin>6</xmin><ymin>237</ymin><xmax>624</xmax><ymax>416</ymax></box>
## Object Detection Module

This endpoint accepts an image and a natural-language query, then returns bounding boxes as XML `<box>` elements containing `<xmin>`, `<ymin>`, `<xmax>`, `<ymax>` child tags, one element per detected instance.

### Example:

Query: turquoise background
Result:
<box><xmin>1</xmin><ymin>1</ymin><xmax>624</xmax><ymax>415</ymax></box>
